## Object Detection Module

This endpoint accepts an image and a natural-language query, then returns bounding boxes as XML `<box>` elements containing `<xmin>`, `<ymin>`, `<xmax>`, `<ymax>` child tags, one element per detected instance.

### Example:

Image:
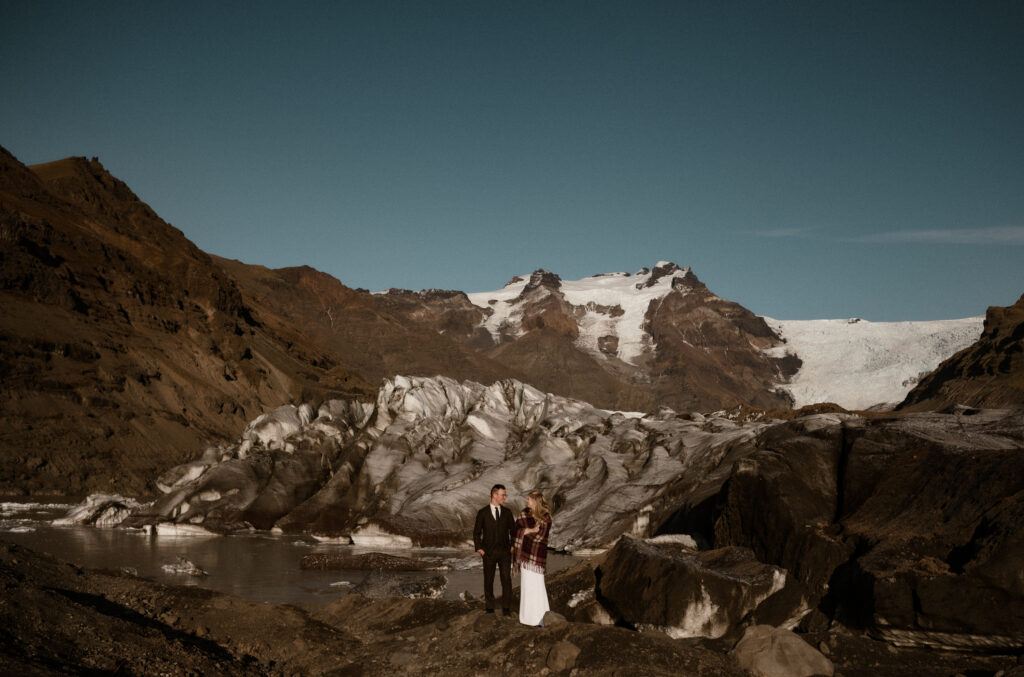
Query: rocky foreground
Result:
<box><xmin>61</xmin><ymin>375</ymin><xmax>1024</xmax><ymax>655</ymax></box>
<box><xmin>3</xmin><ymin>539</ymin><xmax>1021</xmax><ymax>676</ymax></box>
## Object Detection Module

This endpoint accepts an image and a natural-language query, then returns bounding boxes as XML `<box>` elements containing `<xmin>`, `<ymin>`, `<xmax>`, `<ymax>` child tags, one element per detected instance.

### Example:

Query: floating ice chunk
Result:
<box><xmin>1</xmin><ymin>501</ymin><xmax>74</xmax><ymax>516</ymax></box>
<box><xmin>311</xmin><ymin>534</ymin><xmax>352</xmax><ymax>544</ymax></box>
<box><xmin>161</xmin><ymin>556</ymin><xmax>208</xmax><ymax>576</ymax></box>
<box><xmin>154</xmin><ymin>523</ymin><xmax>220</xmax><ymax>537</ymax></box>
<box><xmin>350</xmin><ymin>524</ymin><xmax>414</xmax><ymax>548</ymax></box>
<box><xmin>54</xmin><ymin>494</ymin><xmax>143</xmax><ymax>527</ymax></box>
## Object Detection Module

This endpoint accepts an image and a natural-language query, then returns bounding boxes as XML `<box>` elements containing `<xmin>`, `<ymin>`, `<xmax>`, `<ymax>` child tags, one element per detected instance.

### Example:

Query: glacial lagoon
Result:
<box><xmin>0</xmin><ymin>501</ymin><xmax>577</xmax><ymax>605</ymax></box>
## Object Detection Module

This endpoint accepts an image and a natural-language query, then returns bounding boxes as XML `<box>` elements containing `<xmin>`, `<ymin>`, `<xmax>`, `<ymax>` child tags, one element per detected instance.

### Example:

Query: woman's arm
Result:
<box><xmin>534</xmin><ymin>517</ymin><xmax>550</xmax><ymax>543</ymax></box>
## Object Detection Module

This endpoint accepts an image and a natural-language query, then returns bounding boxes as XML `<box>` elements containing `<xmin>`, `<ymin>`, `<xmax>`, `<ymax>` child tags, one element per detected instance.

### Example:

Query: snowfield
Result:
<box><xmin>467</xmin><ymin>262</ymin><xmax>692</xmax><ymax>365</ymax></box>
<box><xmin>765</xmin><ymin>316</ymin><xmax>984</xmax><ymax>410</ymax></box>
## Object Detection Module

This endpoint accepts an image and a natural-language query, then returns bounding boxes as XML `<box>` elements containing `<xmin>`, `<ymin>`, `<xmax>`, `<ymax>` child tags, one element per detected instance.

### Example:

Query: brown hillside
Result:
<box><xmin>0</xmin><ymin>149</ymin><xmax>366</xmax><ymax>497</ymax></box>
<box><xmin>214</xmin><ymin>258</ymin><xmax>520</xmax><ymax>388</ymax></box>
<box><xmin>898</xmin><ymin>293</ymin><xmax>1024</xmax><ymax>411</ymax></box>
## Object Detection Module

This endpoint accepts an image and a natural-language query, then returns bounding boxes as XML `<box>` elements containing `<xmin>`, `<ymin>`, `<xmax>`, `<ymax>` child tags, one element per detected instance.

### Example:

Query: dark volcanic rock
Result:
<box><xmin>832</xmin><ymin>410</ymin><xmax>1024</xmax><ymax>649</ymax></box>
<box><xmin>702</xmin><ymin>408</ymin><xmax>1024</xmax><ymax>651</ymax></box>
<box><xmin>597</xmin><ymin>536</ymin><xmax>792</xmax><ymax>639</ymax></box>
<box><xmin>900</xmin><ymin>293</ymin><xmax>1024</xmax><ymax>411</ymax></box>
<box><xmin>353</xmin><ymin>572</ymin><xmax>447</xmax><ymax>598</ymax></box>
<box><xmin>713</xmin><ymin>414</ymin><xmax>855</xmax><ymax>596</ymax></box>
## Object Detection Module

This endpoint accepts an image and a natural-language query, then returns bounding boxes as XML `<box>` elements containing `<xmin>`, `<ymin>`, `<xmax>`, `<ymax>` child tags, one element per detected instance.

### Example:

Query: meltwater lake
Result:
<box><xmin>0</xmin><ymin>501</ymin><xmax>577</xmax><ymax>605</ymax></box>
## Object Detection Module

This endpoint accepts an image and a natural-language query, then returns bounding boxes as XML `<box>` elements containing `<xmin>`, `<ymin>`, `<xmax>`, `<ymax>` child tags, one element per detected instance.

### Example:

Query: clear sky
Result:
<box><xmin>2</xmin><ymin>1</ymin><xmax>1022</xmax><ymax>321</ymax></box>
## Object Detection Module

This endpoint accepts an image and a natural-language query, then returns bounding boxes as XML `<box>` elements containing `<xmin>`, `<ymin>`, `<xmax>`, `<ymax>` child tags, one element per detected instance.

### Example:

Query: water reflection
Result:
<box><xmin>0</xmin><ymin>503</ymin><xmax>576</xmax><ymax>605</ymax></box>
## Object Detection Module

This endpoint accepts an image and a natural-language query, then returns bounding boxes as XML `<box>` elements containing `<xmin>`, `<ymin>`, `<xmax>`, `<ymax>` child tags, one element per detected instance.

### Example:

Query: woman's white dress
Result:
<box><xmin>519</xmin><ymin>567</ymin><xmax>549</xmax><ymax>626</ymax></box>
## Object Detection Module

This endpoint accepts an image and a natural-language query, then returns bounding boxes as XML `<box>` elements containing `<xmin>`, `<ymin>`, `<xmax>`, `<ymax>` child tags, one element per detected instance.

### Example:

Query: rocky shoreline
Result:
<box><xmin>3</xmin><ymin>539</ymin><xmax>1021</xmax><ymax>676</ymax></box>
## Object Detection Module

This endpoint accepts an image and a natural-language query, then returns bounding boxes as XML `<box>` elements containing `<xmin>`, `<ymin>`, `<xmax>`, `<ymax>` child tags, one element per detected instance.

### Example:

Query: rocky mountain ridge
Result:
<box><xmin>899</xmin><ymin>292</ymin><xmax>1024</xmax><ymax>411</ymax></box>
<box><xmin>0</xmin><ymin>147</ymin><xmax>1016</xmax><ymax>499</ymax></box>
<box><xmin>0</xmin><ymin>149</ymin><xmax>376</xmax><ymax>496</ymax></box>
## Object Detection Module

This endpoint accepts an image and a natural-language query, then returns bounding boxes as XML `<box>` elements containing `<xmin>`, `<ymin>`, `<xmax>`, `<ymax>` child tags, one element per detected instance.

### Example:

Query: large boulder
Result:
<box><xmin>713</xmin><ymin>415</ymin><xmax>855</xmax><ymax>598</ymax></box>
<box><xmin>707</xmin><ymin>408</ymin><xmax>1024</xmax><ymax>651</ymax></box>
<box><xmin>831</xmin><ymin>409</ymin><xmax>1024</xmax><ymax>650</ymax></box>
<box><xmin>596</xmin><ymin>536</ymin><xmax>797</xmax><ymax>639</ymax></box>
<box><xmin>729</xmin><ymin>625</ymin><xmax>834</xmax><ymax>677</ymax></box>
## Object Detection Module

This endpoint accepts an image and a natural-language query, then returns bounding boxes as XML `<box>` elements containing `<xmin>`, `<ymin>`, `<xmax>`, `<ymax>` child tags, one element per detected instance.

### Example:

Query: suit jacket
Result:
<box><xmin>474</xmin><ymin>504</ymin><xmax>515</xmax><ymax>556</ymax></box>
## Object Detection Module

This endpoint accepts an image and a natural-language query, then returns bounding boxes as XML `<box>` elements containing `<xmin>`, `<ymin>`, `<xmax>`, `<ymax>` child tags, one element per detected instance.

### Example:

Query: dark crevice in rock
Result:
<box><xmin>819</xmin><ymin>537</ymin><xmax>873</xmax><ymax>629</ymax></box>
<box><xmin>834</xmin><ymin>422</ymin><xmax>852</xmax><ymax>522</ymax></box>
<box><xmin>946</xmin><ymin>518</ymin><xmax>992</xmax><ymax>574</ymax></box>
<box><xmin>654</xmin><ymin>491</ymin><xmax>726</xmax><ymax>551</ymax></box>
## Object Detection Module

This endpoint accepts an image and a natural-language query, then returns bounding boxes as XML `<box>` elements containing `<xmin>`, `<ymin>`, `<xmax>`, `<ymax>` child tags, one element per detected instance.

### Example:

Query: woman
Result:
<box><xmin>513</xmin><ymin>490</ymin><xmax>552</xmax><ymax>626</ymax></box>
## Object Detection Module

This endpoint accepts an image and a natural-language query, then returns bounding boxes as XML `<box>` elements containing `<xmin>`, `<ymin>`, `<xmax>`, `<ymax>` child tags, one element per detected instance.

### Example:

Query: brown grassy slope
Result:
<box><xmin>898</xmin><ymin>293</ymin><xmax>1024</xmax><ymax>411</ymax></box>
<box><xmin>214</xmin><ymin>258</ymin><xmax>521</xmax><ymax>388</ymax></box>
<box><xmin>0</xmin><ymin>149</ymin><xmax>366</xmax><ymax>497</ymax></box>
<box><xmin>644</xmin><ymin>273</ymin><xmax>800</xmax><ymax>412</ymax></box>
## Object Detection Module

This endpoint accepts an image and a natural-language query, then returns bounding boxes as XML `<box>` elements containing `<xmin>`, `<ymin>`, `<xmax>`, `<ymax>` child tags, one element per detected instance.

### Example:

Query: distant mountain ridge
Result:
<box><xmin>0</xmin><ymin>147</ymin><xmax>1014</xmax><ymax>498</ymax></box>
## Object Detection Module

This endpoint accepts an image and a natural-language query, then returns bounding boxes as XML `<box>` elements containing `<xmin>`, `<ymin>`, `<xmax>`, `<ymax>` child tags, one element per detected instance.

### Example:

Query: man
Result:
<box><xmin>473</xmin><ymin>483</ymin><xmax>515</xmax><ymax>615</ymax></box>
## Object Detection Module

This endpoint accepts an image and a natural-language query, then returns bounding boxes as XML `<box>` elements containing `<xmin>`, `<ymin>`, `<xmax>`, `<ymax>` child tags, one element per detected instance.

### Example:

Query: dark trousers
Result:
<box><xmin>482</xmin><ymin>551</ymin><xmax>512</xmax><ymax>611</ymax></box>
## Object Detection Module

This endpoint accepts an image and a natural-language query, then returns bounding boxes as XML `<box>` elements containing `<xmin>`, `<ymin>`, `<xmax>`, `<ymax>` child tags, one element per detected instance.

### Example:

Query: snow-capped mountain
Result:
<box><xmin>467</xmin><ymin>261</ymin><xmax>700</xmax><ymax>365</ymax></box>
<box><xmin>445</xmin><ymin>261</ymin><xmax>800</xmax><ymax>412</ymax></box>
<box><xmin>456</xmin><ymin>262</ymin><xmax>983</xmax><ymax>411</ymax></box>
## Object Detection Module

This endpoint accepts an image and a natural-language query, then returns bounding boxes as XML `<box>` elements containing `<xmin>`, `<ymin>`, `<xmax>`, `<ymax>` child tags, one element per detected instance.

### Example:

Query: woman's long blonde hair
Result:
<box><xmin>528</xmin><ymin>490</ymin><xmax>551</xmax><ymax>521</ymax></box>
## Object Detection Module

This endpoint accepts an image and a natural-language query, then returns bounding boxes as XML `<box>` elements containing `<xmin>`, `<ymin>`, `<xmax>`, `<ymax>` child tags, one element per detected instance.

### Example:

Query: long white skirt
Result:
<box><xmin>519</xmin><ymin>567</ymin><xmax>550</xmax><ymax>626</ymax></box>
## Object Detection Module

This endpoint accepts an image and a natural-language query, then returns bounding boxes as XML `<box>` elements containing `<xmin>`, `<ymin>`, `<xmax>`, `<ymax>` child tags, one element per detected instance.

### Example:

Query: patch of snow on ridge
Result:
<box><xmin>468</xmin><ymin>264</ymin><xmax>692</xmax><ymax>365</ymax></box>
<box><xmin>466</xmin><ymin>275</ymin><xmax>530</xmax><ymax>341</ymax></box>
<box><xmin>765</xmin><ymin>316</ymin><xmax>984</xmax><ymax>410</ymax></box>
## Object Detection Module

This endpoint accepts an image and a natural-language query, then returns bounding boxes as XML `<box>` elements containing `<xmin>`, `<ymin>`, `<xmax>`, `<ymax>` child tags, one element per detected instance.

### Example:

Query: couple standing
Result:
<box><xmin>472</xmin><ymin>484</ymin><xmax>552</xmax><ymax>626</ymax></box>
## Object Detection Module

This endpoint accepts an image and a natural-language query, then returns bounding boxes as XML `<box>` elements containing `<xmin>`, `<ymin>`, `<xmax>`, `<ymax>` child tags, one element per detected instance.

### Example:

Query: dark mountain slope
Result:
<box><xmin>0</xmin><ymin>149</ymin><xmax>366</xmax><ymax>496</ymax></box>
<box><xmin>898</xmin><ymin>293</ymin><xmax>1024</xmax><ymax>411</ymax></box>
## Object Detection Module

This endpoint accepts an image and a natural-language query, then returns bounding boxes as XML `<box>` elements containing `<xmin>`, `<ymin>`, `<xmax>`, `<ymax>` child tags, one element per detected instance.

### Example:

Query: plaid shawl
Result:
<box><xmin>513</xmin><ymin>507</ymin><xmax>552</xmax><ymax>575</ymax></box>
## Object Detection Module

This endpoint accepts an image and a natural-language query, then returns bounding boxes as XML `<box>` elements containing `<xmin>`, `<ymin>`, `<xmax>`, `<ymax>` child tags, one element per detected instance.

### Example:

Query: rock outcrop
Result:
<box><xmin>700</xmin><ymin>408</ymin><xmax>1024</xmax><ymax>652</ymax></box>
<box><xmin>730</xmin><ymin>625</ymin><xmax>834</xmax><ymax>677</ymax></box>
<box><xmin>899</xmin><ymin>293</ymin><xmax>1024</xmax><ymax>411</ymax></box>
<box><xmin>596</xmin><ymin>537</ymin><xmax>792</xmax><ymax>639</ymax></box>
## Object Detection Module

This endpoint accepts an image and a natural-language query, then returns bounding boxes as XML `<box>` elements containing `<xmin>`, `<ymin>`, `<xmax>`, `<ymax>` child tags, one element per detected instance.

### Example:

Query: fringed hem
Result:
<box><xmin>519</xmin><ymin>561</ymin><xmax>546</xmax><ymax>576</ymax></box>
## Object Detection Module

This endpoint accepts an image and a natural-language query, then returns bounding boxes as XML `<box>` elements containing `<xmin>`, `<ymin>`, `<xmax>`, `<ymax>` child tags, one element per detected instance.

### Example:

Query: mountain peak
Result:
<box><xmin>521</xmin><ymin>269</ymin><xmax>563</xmax><ymax>295</ymax></box>
<box><xmin>638</xmin><ymin>261</ymin><xmax>691</xmax><ymax>289</ymax></box>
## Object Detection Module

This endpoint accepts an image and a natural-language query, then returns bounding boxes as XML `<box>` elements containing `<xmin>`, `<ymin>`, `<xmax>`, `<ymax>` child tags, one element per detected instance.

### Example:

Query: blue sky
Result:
<box><xmin>2</xmin><ymin>1</ymin><xmax>1022</xmax><ymax>321</ymax></box>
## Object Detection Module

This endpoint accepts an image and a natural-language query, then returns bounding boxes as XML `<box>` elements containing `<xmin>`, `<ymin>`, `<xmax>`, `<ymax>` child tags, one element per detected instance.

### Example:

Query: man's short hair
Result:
<box><xmin>490</xmin><ymin>484</ymin><xmax>506</xmax><ymax>496</ymax></box>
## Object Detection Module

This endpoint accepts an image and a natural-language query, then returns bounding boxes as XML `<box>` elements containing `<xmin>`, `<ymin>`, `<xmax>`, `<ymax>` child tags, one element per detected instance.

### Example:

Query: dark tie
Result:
<box><xmin>493</xmin><ymin>506</ymin><xmax>498</xmax><ymax>521</ymax></box>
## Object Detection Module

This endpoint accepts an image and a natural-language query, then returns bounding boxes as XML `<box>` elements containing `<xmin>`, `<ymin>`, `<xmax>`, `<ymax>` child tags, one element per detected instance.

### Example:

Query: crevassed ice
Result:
<box><xmin>765</xmin><ymin>316</ymin><xmax>984</xmax><ymax>410</ymax></box>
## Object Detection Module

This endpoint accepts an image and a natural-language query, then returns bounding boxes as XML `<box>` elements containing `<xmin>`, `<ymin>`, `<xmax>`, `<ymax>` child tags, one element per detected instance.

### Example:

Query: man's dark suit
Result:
<box><xmin>473</xmin><ymin>504</ymin><xmax>515</xmax><ymax>612</ymax></box>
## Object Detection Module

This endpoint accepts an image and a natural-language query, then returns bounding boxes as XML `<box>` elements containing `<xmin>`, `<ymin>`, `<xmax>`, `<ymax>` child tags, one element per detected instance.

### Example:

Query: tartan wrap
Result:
<box><xmin>513</xmin><ymin>508</ymin><xmax>551</xmax><ymax>575</ymax></box>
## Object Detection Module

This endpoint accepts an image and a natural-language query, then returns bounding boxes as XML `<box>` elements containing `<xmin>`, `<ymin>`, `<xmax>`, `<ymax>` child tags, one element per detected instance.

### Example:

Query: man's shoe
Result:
<box><xmin>485</xmin><ymin>609</ymin><xmax>494</xmax><ymax>614</ymax></box>
<box><xmin>502</xmin><ymin>609</ymin><xmax>510</xmax><ymax>616</ymax></box>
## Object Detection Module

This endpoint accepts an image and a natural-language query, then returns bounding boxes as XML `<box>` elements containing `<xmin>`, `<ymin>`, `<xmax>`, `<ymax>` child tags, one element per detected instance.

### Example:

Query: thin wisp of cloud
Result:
<box><xmin>855</xmin><ymin>226</ymin><xmax>1024</xmax><ymax>245</ymax></box>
